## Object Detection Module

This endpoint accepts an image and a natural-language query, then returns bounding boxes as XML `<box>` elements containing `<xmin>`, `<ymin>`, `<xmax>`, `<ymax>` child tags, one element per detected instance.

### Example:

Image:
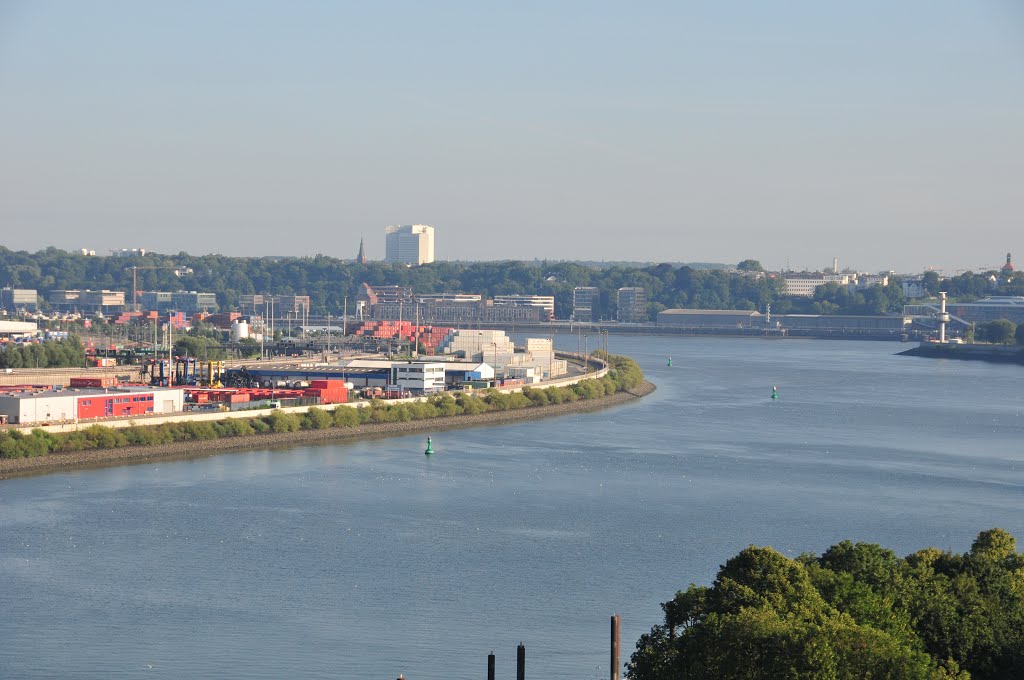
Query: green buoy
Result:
<box><xmin>771</xmin><ymin>385</ymin><xmax>778</xmax><ymax>400</ymax></box>
<box><xmin>424</xmin><ymin>436</ymin><xmax>434</xmax><ymax>455</ymax></box>
<box><xmin>667</xmin><ymin>357</ymin><xmax>673</xmax><ymax>367</ymax></box>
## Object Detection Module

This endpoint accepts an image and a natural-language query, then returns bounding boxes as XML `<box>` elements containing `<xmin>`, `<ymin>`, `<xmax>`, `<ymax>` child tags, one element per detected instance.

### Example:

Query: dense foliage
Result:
<box><xmin>974</xmin><ymin>319</ymin><xmax>1017</xmax><ymax>345</ymax></box>
<box><xmin>628</xmin><ymin>530</ymin><xmax>1024</xmax><ymax>680</ymax></box>
<box><xmin>0</xmin><ymin>337</ymin><xmax>87</xmax><ymax>369</ymax></box>
<box><xmin>0</xmin><ymin>355</ymin><xmax>644</xmax><ymax>459</ymax></box>
<box><xmin>14</xmin><ymin>247</ymin><xmax>1015</xmax><ymax>320</ymax></box>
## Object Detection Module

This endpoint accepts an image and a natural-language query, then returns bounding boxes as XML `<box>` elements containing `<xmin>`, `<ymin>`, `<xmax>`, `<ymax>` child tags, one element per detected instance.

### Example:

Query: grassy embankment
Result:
<box><xmin>0</xmin><ymin>353</ymin><xmax>645</xmax><ymax>460</ymax></box>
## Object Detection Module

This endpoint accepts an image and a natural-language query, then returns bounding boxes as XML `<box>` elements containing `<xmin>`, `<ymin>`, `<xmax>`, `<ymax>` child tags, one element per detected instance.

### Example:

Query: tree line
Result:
<box><xmin>0</xmin><ymin>337</ymin><xmax>87</xmax><ymax>369</ymax></box>
<box><xmin>628</xmin><ymin>529</ymin><xmax>1024</xmax><ymax>679</ymax></box>
<box><xmin>3</xmin><ymin>247</ymin><xmax>1020</xmax><ymax>320</ymax></box>
<box><xmin>971</xmin><ymin>319</ymin><xmax>1024</xmax><ymax>345</ymax></box>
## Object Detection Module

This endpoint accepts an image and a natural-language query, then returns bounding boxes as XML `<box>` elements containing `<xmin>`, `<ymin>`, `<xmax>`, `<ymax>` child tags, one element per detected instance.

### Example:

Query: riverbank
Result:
<box><xmin>899</xmin><ymin>342</ymin><xmax>1024</xmax><ymax>365</ymax></box>
<box><xmin>0</xmin><ymin>380</ymin><xmax>656</xmax><ymax>478</ymax></box>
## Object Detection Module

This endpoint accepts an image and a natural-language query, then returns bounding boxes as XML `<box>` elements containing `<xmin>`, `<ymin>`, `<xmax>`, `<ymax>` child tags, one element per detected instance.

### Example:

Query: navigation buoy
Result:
<box><xmin>667</xmin><ymin>357</ymin><xmax>673</xmax><ymax>367</ymax></box>
<box><xmin>424</xmin><ymin>436</ymin><xmax>434</xmax><ymax>455</ymax></box>
<box><xmin>771</xmin><ymin>385</ymin><xmax>778</xmax><ymax>400</ymax></box>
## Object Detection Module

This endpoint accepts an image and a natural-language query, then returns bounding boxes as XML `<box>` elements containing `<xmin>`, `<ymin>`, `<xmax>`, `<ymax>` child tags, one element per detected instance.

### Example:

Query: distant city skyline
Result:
<box><xmin>0</xmin><ymin>2</ymin><xmax>1020</xmax><ymax>273</ymax></box>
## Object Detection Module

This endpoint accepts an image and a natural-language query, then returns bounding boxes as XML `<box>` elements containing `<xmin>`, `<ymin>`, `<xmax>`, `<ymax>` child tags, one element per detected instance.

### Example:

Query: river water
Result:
<box><xmin>1</xmin><ymin>337</ymin><xmax>1022</xmax><ymax>679</ymax></box>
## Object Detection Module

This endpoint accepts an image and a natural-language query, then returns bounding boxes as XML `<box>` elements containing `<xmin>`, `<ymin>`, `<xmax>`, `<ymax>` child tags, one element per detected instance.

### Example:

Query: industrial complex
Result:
<box><xmin>0</xmin><ymin>327</ymin><xmax>581</xmax><ymax>428</ymax></box>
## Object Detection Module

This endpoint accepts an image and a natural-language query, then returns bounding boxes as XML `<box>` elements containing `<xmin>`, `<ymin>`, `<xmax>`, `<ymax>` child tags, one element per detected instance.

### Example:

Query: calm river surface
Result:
<box><xmin>2</xmin><ymin>337</ymin><xmax>1023</xmax><ymax>679</ymax></box>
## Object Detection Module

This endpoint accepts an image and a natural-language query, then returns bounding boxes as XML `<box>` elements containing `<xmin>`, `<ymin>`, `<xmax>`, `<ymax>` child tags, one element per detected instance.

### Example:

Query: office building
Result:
<box><xmin>47</xmin><ymin>290</ymin><xmax>126</xmax><ymax>314</ymax></box>
<box><xmin>385</xmin><ymin>224</ymin><xmax>435</xmax><ymax>265</ymax></box>
<box><xmin>572</xmin><ymin>287</ymin><xmax>600</xmax><ymax>322</ymax></box>
<box><xmin>239</xmin><ymin>294</ymin><xmax>311</xmax><ymax>317</ymax></box>
<box><xmin>139</xmin><ymin>291</ymin><xmax>218</xmax><ymax>313</ymax></box>
<box><xmin>391</xmin><ymin>362</ymin><xmax>446</xmax><ymax>394</ymax></box>
<box><xmin>493</xmin><ymin>295</ymin><xmax>555</xmax><ymax>319</ymax></box>
<box><xmin>1</xmin><ymin>288</ymin><xmax>38</xmax><ymax>312</ymax></box>
<box><xmin>616</xmin><ymin>287</ymin><xmax>648</xmax><ymax>323</ymax></box>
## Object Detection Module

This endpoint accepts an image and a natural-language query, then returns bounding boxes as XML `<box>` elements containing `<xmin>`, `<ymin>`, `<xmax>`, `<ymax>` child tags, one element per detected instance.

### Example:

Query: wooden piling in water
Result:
<box><xmin>611</xmin><ymin>614</ymin><xmax>621</xmax><ymax>680</ymax></box>
<box><xmin>517</xmin><ymin>642</ymin><xmax>525</xmax><ymax>680</ymax></box>
<box><xmin>488</xmin><ymin>651</ymin><xmax>495</xmax><ymax>680</ymax></box>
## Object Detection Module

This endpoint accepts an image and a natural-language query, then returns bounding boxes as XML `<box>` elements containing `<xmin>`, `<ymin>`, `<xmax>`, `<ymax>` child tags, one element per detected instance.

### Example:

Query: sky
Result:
<box><xmin>0</xmin><ymin>1</ymin><xmax>1021</xmax><ymax>273</ymax></box>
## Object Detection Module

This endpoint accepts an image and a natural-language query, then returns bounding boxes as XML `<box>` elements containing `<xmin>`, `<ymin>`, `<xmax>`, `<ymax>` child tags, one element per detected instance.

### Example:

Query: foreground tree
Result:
<box><xmin>629</xmin><ymin>530</ymin><xmax>1024</xmax><ymax>679</ymax></box>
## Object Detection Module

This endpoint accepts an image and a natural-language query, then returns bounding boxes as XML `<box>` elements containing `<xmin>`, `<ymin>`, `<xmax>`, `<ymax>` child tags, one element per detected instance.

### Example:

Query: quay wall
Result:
<box><xmin>900</xmin><ymin>342</ymin><xmax>1024</xmax><ymax>365</ymax></box>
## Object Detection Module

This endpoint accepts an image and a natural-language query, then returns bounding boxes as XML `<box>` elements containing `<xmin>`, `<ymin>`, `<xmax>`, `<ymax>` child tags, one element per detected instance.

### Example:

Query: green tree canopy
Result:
<box><xmin>976</xmin><ymin>319</ymin><xmax>1016</xmax><ymax>344</ymax></box>
<box><xmin>629</xmin><ymin>530</ymin><xmax>1024</xmax><ymax>680</ymax></box>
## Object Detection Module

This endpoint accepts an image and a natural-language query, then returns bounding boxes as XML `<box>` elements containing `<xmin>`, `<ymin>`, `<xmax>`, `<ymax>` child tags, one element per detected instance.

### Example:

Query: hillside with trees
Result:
<box><xmin>2</xmin><ymin>247</ymin><xmax>1020</xmax><ymax>320</ymax></box>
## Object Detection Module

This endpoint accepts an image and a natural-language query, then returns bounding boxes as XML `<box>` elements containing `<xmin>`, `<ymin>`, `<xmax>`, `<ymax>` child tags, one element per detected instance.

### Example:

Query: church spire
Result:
<box><xmin>357</xmin><ymin>237</ymin><xmax>368</xmax><ymax>265</ymax></box>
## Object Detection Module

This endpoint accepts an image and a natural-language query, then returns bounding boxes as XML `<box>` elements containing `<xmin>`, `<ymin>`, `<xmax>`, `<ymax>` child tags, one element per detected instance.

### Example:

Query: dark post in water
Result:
<box><xmin>611</xmin><ymin>614</ymin><xmax>621</xmax><ymax>680</ymax></box>
<box><xmin>517</xmin><ymin>642</ymin><xmax>525</xmax><ymax>680</ymax></box>
<box><xmin>488</xmin><ymin>651</ymin><xmax>495</xmax><ymax>680</ymax></box>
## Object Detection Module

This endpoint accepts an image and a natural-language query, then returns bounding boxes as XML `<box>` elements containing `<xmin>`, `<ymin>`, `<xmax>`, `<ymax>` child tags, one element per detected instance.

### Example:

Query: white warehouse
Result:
<box><xmin>391</xmin><ymin>362</ymin><xmax>446</xmax><ymax>394</ymax></box>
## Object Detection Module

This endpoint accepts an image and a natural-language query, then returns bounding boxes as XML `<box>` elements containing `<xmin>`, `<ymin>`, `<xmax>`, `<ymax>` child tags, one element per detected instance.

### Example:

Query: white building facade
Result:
<box><xmin>782</xmin><ymin>274</ymin><xmax>851</xmax><ymax>297</ymax></box>
<box><xmin>391</xmin><ymin>362</ymin><xmax>446</xmax><ymax>393</ymax></box>
<box><xmin>385</xmin><ymin>224</ymin><xmax>435</xmax><ymax>265</ymax></box>
<box><xmin>492</xmin><ymin>295</ymin><xmax>555</xmax><ymax>319</ymax></box>
<box><xmin>435</xmin><ymin>330</ymin><xmax>567</xmax><ymax>378</ymax></box>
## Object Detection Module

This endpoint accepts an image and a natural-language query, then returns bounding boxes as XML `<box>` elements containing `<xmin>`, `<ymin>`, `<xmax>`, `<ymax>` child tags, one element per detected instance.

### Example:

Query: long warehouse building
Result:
<box><xmin>0</xmin><ymin>385</ymin><xmax>185</xmax><ymax>425</ymax></box>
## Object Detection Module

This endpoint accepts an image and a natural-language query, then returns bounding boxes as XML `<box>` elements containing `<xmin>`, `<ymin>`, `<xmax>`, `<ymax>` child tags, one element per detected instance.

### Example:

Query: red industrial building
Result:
<box><xmin>0</xmin><ymin>384</ymin><xmax>185</xmax><ymax>425</ymax></box>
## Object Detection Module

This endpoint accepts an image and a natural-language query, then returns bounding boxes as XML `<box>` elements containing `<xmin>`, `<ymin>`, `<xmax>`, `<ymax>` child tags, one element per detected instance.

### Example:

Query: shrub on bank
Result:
<box><xmin>332</xmin><ymin>406</ymin><xmax>361</xmax><ymax>428</ymax></box>
<box><xmin>264</xmin><ymin>411</ymin><xmax>301</xmax><ymax>433</ymax></box>
<box><xmin>301</xmin><ymin>407</ymin><xmax>333</xmax><ymax>430</ymax></box>
<box><xmin>431</xmin><ymin>393</ymin><xmax>460</xmax><ymax>416</ymax></box>
<box><xmin>456</xmin><ymin>392</ymin><xmax>489</xmax><ymax>415</ymax></box>
<box><xmin>0</xmin><ymin>354</ymin><xmax>645</xmax><ymax>459</ymax></box>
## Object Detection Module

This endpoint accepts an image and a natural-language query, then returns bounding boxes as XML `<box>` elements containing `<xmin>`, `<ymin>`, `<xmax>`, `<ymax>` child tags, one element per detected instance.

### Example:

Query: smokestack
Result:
<box><xmin>833</xmin><ymin>257</ymin><xmax>839</xmax><ymax>274</ymax></box>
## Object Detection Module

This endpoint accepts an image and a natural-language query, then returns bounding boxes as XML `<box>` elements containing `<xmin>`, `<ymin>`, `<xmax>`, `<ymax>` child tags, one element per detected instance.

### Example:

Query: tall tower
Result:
<box><xmin>1002</xmin><ymin>252</ymin><xmax>1014</xmax><ymax>273</ymax></box>
<box><xmin>356</xmin><ymin>237</ymin><xmax>368</xmax><ymax>265</ymax></box>
<box><xmin>384</xmin><ymin>224</ymin><xmax>435</xmax><ymax>265</ymax></box>
<box><xmin>938</xmin><ymin>291</ymin><xmax>949</xmax><ymax>343</ymax></box>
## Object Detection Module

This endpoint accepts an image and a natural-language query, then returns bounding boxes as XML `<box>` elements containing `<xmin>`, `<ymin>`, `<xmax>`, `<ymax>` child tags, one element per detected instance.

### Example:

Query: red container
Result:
<box><xmin>70</xmin><ymin>376</ymin><xmax>117</xmax><ymax>388</ymax></box>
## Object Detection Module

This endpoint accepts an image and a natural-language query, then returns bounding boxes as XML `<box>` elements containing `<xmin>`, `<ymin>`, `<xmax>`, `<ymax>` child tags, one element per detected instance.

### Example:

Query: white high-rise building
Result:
<box><xmin>385</xmin><ymin>224</ymin><xmax>435</xmax><ymax>265</ymax></box>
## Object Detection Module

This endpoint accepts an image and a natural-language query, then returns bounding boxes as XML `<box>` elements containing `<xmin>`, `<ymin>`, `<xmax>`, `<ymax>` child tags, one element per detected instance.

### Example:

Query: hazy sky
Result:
<box><xmin>1</xmin><ymin>1</ymin><xmax>1021</xmax><ymax>273</ymax></box>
